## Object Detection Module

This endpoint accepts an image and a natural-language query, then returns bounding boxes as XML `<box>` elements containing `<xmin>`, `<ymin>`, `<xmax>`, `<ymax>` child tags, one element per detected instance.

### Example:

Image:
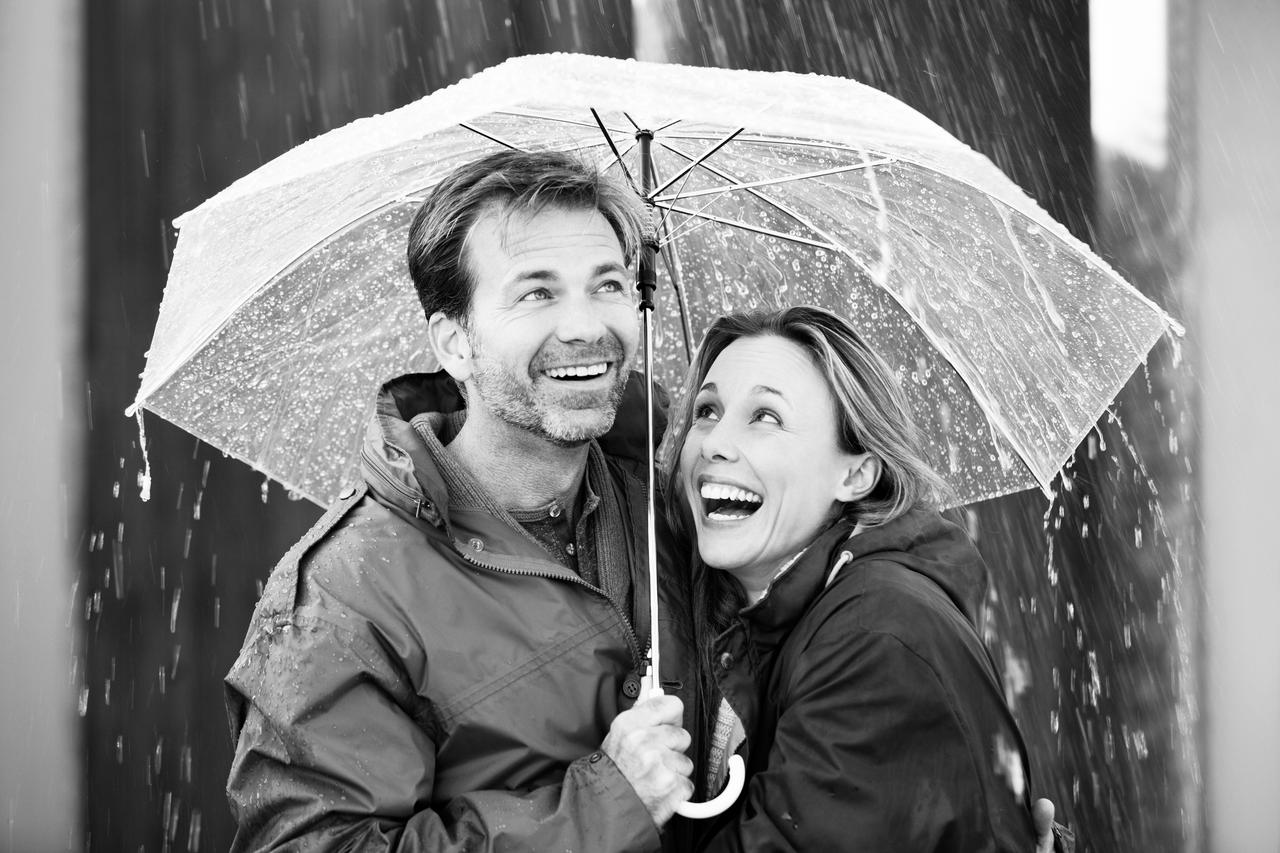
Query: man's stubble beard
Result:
<box><xmin>467</xmin><ymin>338</ymin><xmax>631</xmax><ymax>448</ymax></box>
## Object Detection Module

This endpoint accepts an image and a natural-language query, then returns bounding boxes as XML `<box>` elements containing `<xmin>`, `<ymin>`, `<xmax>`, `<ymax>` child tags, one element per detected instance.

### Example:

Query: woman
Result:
<box><xmin>660</xmin><ymin>306</ymin><xmax>1052</xmax><ymax>852</ymax></box>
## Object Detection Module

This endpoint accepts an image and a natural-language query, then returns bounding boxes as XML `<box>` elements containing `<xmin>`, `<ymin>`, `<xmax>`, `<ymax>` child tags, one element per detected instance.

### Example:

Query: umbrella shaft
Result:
<box><xmin>643</xmin><ymin>304</ymin><xmax>661</xmax><ymax>687</ymax></box>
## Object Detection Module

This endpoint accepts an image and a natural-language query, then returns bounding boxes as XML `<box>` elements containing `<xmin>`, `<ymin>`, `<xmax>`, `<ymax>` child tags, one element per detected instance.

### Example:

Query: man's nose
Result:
<box><xmin>554</xmin><ymin>289</ymin><xmax>614</xmax><ymax>344</ymax></box>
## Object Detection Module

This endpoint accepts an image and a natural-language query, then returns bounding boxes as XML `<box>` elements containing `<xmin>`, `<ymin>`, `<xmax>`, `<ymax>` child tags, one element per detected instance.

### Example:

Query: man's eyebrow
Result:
<box><xmin>509</xmin><ymin>269</ymin><xmax>557</xmax><ymax>284</ymax></box>
<box><xmin>593</xmin><ymin>261</ymin><xmax>629</xmax><ymax>277</ymax></box>
<box><xmin>507</xmin><ymin>262</ymin><xmax>629</xmax><ymax>286</ymax></box>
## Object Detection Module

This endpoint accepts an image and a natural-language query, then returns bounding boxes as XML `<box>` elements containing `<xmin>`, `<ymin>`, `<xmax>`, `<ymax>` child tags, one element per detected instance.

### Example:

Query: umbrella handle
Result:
<box><xmin>676</xmin><ymin>755</ymin><xmax>746</xmax><ymax>819</ymax></box>
<box><xmin>639</xmin><ymin>667</ymin><xmax>747</xmax><ymax>820</ymax></box>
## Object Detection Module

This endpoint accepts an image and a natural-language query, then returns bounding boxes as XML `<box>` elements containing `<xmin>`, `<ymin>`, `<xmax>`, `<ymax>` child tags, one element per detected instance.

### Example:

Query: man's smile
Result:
<box><xmin>542</xmin><ymin>362</ymin><xmax>611</xmax><ymax>380</ymax></box>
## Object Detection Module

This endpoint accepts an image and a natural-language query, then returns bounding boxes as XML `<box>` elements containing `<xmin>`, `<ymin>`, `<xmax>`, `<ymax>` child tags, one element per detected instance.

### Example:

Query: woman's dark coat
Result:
<box><xmin>695</xmin><ymin>507</ymin><xmax>1038</xmax><ymax>852</ymax></box>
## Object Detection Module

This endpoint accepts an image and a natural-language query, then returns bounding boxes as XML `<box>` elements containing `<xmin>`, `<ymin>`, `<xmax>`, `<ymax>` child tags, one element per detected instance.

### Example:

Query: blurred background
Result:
<box><xmin>1</xmin><ymin>0</ymin><xmax>1276</xmax><ymax>850</ymax></box>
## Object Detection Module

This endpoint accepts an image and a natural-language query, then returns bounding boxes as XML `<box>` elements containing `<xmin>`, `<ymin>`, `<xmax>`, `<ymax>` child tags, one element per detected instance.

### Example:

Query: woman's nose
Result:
<box><xmin>699</xmin><ymin>419</ymin><xmax>739</xmax><ymax>462</ymax></box>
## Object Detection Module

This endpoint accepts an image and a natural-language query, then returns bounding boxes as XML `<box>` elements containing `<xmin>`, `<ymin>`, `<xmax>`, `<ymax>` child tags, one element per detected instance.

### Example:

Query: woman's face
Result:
<box><xmin>679</xmin><ymin>334</ymin><xmax>868</xmax><ymax>592</ymax></box>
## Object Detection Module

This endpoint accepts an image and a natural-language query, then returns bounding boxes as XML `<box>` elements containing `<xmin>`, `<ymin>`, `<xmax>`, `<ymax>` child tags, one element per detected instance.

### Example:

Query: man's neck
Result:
<box><xmin>446</xmin><ymin>411</ymin><xmax>591</xmax><ymax>512</ymax></box>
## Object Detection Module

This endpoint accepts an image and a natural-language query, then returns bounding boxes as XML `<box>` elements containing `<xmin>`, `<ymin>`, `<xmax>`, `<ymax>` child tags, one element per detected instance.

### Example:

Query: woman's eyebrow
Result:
<box><xmin>697</xmin><ymin>382</ymin><xmax>786</xmax><ymax>398</ymax></box>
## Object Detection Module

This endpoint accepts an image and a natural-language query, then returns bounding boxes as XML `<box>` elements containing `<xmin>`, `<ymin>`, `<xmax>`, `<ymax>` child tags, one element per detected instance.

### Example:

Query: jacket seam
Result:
<box><xmin>437</xmin><ymin>615</ymin><xmax>624</xmax><ymax>723</ymax></box>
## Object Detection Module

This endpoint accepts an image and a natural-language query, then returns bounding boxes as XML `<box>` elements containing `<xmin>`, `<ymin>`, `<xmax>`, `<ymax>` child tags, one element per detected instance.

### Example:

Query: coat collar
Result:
<box><xmin>735</xmin><ymin>507</ymin><xmax>988</xmax><ymax>648</ymax></box>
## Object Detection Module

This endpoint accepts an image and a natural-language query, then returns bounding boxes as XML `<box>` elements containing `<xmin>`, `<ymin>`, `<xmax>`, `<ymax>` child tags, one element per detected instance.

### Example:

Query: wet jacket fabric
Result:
<box><xmin>225</xmin><ymin>371</ymin><xmax>693</xmax><ymax>853</ymax></box>
<box><xmin>694</xmin><ymin>507</ymin><xmax>1038</xmax><ymax>853</ymax></box>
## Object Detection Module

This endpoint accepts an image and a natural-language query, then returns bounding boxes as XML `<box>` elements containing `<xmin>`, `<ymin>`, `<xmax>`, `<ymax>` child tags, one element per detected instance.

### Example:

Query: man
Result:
<box><xmin>225</xmin><ymin>150</ymin><xmax>695</xmax><ymax>851</ymax></box>
<box><xmin>225</xmin><ymin>150</ymin><xmax>1065</xmax><ymax>853</ymax></box>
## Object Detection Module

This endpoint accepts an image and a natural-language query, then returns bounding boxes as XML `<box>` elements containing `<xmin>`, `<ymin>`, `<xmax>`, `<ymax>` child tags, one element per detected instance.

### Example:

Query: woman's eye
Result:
<box><xmin>693</xmin><ymin>403</ymin><xmax>720</xmax><ymax>422</ymax></box>
<box><xmin>753</xmin><ymin>409</ymin><xmax>781</xmax><ymax>426</ymax></box>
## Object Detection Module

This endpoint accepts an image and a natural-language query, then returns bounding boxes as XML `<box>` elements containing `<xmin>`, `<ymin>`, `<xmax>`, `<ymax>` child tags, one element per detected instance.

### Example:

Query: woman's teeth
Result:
<box><xmin>699</xmin><ymin>482</ymin><xmax>763</xmax><ymax>521</ymax></box>
<box><xmin>544</xmin><ymin>363</ymin><xmax>608</xmax><ymax>380</ymax></box>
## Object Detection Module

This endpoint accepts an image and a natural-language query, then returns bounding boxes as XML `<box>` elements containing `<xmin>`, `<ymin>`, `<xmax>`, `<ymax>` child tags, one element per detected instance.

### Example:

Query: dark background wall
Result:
<box><xmin>81</xmin><ymin>3</ymin><xmax>631</xmax><ymax>849</ymax></box>
<box><xmin>77</xmin><ymin>2</ymin><xmax>1200</xmax><ymax>850</ymax></box>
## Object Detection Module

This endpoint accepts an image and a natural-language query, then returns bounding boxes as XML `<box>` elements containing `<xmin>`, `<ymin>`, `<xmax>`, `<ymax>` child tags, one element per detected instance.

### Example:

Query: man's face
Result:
<box><xmin>459</xmin><ymin>203</ymin><xmax>639</xmax><ymax>446</ymax></box>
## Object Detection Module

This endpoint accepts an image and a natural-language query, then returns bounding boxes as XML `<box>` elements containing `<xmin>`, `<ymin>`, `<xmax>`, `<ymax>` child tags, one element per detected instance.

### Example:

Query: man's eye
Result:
<box><xmin>518</xmin><ymin>288</ymin><xmax>552</xmax><ymax>302</ymax></box>
<box><xmin>597</xmin><ymin>280</ymin><xmax>626</xmax><ymax>294</ymax></box>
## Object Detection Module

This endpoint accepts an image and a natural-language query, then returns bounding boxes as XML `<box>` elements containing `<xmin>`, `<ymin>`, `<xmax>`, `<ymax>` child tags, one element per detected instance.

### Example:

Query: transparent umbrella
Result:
<box><xmin>129</xmin><ymin>52</ymin><xmax>1181</xmax><ymax>815</ymax></box>
<box><xmin>130</xmin><ymin>52</ymin><xmax>1179</xmax><ymax>509</ymax></box>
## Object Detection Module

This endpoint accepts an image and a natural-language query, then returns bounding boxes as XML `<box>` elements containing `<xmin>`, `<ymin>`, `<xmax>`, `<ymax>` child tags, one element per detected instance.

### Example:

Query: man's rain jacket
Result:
<box><xmin>224</xmin><ymin>371</ymin><xmax>691</xmax><ymax>852</ymax></box>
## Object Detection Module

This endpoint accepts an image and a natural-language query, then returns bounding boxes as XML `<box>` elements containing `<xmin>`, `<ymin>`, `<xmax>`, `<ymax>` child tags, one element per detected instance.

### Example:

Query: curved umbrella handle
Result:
<box><xmin>641</xmin><ymin>667</ymin><xmax>746</xmax><ymax>820</ymax></box>
<box><xmin>675</xmin><ymin>754</ymin><xmax>745</xmax><ymax>819</ymax></box>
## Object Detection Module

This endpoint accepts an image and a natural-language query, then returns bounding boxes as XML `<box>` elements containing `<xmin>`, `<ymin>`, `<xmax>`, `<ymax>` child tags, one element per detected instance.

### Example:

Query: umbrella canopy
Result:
<box><xmin>131</xmin><ymin>52</ymin><xmax>1180</xmax><ymax>507</ymax></box>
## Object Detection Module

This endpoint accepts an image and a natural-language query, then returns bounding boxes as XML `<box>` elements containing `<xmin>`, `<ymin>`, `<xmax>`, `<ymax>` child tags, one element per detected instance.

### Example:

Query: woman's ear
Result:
<box><xmin>427</xmin><ymin>312</ymin><xmax>474</xmax><ymax>382</ymax></box>
<box><xmin>835</xmin><ymin>452</ymin><xmax>881</xmax><ymax>503</ymax></box>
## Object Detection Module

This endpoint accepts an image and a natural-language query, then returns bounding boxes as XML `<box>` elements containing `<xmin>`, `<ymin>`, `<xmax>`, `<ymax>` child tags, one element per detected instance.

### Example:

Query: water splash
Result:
<box><xmin>135</xmin><ymin>409</ymin><xmax>153</xmax><ymax>502</ymax></box>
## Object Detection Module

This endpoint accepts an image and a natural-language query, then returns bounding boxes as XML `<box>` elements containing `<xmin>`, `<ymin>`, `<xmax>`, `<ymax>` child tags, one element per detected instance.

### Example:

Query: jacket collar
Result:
<box><xmin>737</xmin><ymin>506</ymin><xmax>988</xmax><ymax>646</ymax></box>
<box><xmin>737</xmin><ymin>521</ymin><xmax>856</xmax><ymax>645</ymax></box>
<box><xmin>358</xmin><ymin>369</ymin><xmax>657</xmax><ymax>563</ymax></box>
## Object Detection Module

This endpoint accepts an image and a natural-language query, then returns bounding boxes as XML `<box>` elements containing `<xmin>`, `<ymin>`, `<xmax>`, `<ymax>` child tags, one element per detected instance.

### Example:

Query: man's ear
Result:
<box><xmin>835</xmin><ymin>452</ymin><xmax>882</xmax><ymax>503</ymax></box>
<box><xmin>427</xmin><ymin>312</ymin><xmax>474</xmax><ymax>382</ymax></box>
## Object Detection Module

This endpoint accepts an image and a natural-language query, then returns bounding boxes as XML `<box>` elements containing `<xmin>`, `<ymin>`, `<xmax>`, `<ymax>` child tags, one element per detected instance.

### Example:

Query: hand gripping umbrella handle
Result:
<box><xmin>640</xmin><ymin>666</ymin><xmax>746</xmax><ymax>819</ymax></box>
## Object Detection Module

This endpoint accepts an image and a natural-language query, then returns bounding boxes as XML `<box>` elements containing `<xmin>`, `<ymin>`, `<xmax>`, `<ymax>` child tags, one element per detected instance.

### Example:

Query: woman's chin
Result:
<box><xmin>697</xmin><ymin>538</ymin><xmax>764</xmax><ymax>580</ymax></box>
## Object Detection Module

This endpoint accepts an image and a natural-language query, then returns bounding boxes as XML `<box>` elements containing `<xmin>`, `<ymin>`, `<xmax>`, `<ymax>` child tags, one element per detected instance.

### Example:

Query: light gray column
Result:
<box><xmin>1195</xmin><ymin>2</ymin><xmax>1280</xmax><ymax>850</ymax></box>
<box><xmin>0</xmin><ymin>1</ymin><xmax>84</xmax><ymax>849</ymax></box>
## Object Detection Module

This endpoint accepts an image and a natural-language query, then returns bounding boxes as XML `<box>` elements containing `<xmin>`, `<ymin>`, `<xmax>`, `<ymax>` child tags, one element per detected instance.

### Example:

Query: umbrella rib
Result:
<box><xmin>458</xmin><ymin>122</ymin><xmax>524</xmax><ymax>151</ymax></box>
<box><xmin>653</xmin><ymin>203</ymin><xmax>839</xmax><ymax>251</ymax></box>
<box><xmin>652</xmin><ymin>160</ymin><xmax>894</xmax><ymax>203</ymax></box>
<box><xmin>655</xmin><ymin>143</ymin><xmax>860</xmax><ymax>257</ymax></box>
<box><xmin>591</xmin><ymin>109</ymin><xmax>639</xmax><ymax>193</ymax></box>
<box><xmin>647</xmin><ymin>138</ymin><xmax>706</xmax><ymax>240</ymax></box>
<box><xmin>495</xmin><ymin>108</ymin><xmax>633</xmax><ymax>136</ymax></box>
<box><xmin>648</xmin><ymin>128</ymin><xmax>744</xmax><ymax>200</ymax></box>
<box><xmin>594</xmin><ymin>139</ymin><xmax>639</xmax><ymax>177</ymax></box>
<box><xmin>654</xmin><ymin>215</ymin><xmax>695</xmax><ymax>362</ymax></box>
<box><xmin>652</xmin><ymin>132</ymin><xmax>886</xmax><ymax>155</ymax></box>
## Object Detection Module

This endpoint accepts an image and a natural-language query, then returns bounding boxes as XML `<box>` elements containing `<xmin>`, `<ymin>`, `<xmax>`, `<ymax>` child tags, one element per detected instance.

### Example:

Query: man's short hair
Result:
<box><xmin>407</xmin><ymin>150</ymin><xmax>647</xmax><ymax>323</ymax></box>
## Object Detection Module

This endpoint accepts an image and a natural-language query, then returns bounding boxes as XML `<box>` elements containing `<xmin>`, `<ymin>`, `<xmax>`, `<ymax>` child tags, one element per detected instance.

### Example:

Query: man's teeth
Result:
<box><xmin>699</xmin><ymin>483</ymin><xmax>763</xmax><ymax>504</ymax></box>
<box><xmin>544</xmin><ymin>363</ymin><xmax>608</xmax><ymax>379</ymax></box>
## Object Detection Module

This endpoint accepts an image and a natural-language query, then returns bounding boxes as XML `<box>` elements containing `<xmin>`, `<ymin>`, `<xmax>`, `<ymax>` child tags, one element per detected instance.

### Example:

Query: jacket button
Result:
<box><xmin>588</xmin><ymin>751</ymin><xmax>603</xmax><ymax>763</ymax></box>
<box><xmin>468</xmin><ymin>538</ymin><xmax>484</xmax><ymax>552</ymax></box>
<box><xmin>718</xmin><ymin>652</ymin><xmax>734</xmax><ymax>670</ymax></box>
<box><xmin>622</xmin><ymin>676</ymin><xmax>641</xmax><ymax>699</ymax></box>
<box><xmin>338</xmin><ymin>486</ymin><xmax>356</xmax><ymax>500</ymax></box>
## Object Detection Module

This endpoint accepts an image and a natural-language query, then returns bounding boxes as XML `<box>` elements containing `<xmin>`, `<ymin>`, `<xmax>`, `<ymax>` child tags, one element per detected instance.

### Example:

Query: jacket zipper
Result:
<box><xmin>362</xmin><ymin>445</ymin><xmax>647</xmax><ymax>669</ymax></box>
<box><xmin>361</xmin><ymin>446</ymin><xmax>429</xmax><ymax>516</ymax></box>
